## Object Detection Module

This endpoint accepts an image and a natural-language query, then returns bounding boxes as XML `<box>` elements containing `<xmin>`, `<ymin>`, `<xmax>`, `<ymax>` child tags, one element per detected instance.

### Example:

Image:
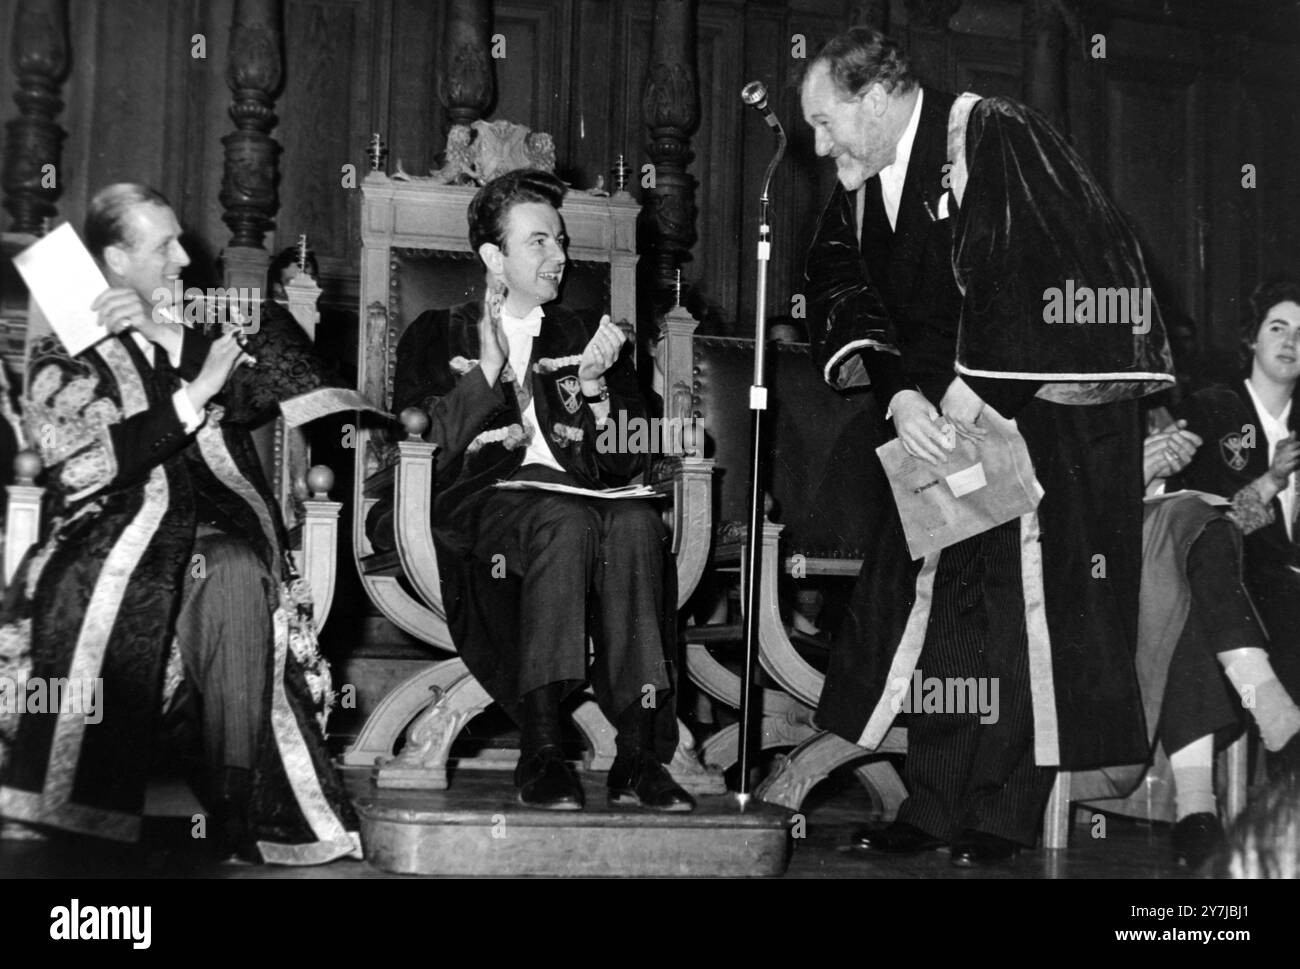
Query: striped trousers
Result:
<box><xmin>896</xmin><ymin>519</ymin><xmax>1057</xmax><ymax>846</ymax></box>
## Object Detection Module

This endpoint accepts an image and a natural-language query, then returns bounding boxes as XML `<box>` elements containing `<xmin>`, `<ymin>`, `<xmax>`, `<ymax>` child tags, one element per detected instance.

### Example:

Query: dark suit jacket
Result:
<box><xmin>370</xmin><ymin>300</ymin><xmax>657</xmax><ymax>726</ymax></box>
<box><xmin>386</xmin><ymin>299</ymin><xmax>645</xmax><ymax>552</ymax></box>
<box><xmin>1173</xmin><ymin>382</ymin><xmax>1300</xmax><ymax>587</ymax></box>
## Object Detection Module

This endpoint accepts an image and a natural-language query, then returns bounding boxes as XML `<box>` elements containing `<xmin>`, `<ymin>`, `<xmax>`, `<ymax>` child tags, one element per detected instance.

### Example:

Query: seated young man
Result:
<box><xmin>379</xmin><ymin>168</ymin><xmax>692</xmax><ymax>812</ymax></box>
<box><xmin>1169</xmin><ymin>280</ymin><xmax>1300</xmax><ymax>781</ymax></box>
<box><xmin>0</xmin><ymin>184</ymin><xmax>360</xmax><ymax>864</ymax></box>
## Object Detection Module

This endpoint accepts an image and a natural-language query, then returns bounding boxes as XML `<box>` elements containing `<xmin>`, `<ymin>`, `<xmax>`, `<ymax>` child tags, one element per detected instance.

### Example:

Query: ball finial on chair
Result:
<box><xmin>306</xmin><ymin>465</ymin><xmax>335</xmax><ymax>498</ymax></box>
<box><xmin>400</xmin><ymin>407</ymin><xmax>430</xmax><ymax>439</ymax></box>
<box><xmin>14</xmin><ymin>450</ymin><xmax>42</xmax><ymax>485</ymax></box>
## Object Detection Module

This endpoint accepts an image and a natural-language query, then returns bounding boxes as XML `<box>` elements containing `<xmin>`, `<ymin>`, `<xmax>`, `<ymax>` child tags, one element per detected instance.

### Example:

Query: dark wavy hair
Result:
<box><xmin>84</xmin><ymin>183</ymin><xmax>172</xmax><ymax>261</ymax></box>
<box><xmin>467</xmin><ymin>168</ymin><xmax>567</xmax><ymax>261</ymax></box>
<box><xmin>1239</xmin><ymin>278</ymin><xmax>1300</xmax><ymax>369</ymax></box>
<box><xmin>796</xmin><ymin>26</ymin><xmax>918</xmax><ymax>98</ymax></box>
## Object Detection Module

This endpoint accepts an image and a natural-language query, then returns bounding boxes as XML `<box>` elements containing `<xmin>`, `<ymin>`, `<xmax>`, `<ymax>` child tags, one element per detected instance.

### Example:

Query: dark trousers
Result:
<box><xmin>165</xmin><ymin>527</ymin><xmax>274</xmax><ymax>811</ymax></box>
<box><xmin>471</xmin><ymin>467</ymin><xmax>674</xmax><ymax>722</ymax></box>
<box><xmin>1160</xmin><ymin>518</ymin><xmax>1250</xmax><ymax>754</ymax></box>
<box><xmin>897</xmin><ymin>519</ymin><xmax>1057</xmax><ymax>846</ymax></box>
<box><xmin>1249</xmin><ymin>568</ymin><xmax>1300</xmax><ymax>705</ymax></box>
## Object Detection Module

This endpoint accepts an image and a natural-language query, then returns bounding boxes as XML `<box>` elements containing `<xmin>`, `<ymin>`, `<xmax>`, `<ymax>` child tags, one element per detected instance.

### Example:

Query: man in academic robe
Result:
<box><xmin>373</xmin><ymin>168</ymin><xmax>692</xmax><ymax>812</ymax></box>
<box><xmin>0</xmin><ymin>183</ymin><xmax>360</xmax><ymax>864</ymax></box>
<box><xmin>798</xmin><ymin>27</ymin><xmax>1174</xmax><ymax>864</ymax></box>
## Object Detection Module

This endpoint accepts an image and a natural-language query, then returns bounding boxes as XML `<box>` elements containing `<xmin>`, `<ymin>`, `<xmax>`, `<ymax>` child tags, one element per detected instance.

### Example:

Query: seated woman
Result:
<box><xmin>1069</xmin><ymin>420</ymin><xmax>1300</xmax><ymax>870</ymax></box>
<box><xmin>1169</xmin><ymin>279</ymin><xmax>1300</xmax><ymax>782</ymax></box>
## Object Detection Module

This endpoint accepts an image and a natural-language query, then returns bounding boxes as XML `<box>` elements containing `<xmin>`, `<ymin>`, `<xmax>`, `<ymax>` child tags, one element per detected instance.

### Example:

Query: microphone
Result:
<box><xmin>741</xmin><ymin>81</ymin><xmax>784</xmax><ymax>135</ymax></box>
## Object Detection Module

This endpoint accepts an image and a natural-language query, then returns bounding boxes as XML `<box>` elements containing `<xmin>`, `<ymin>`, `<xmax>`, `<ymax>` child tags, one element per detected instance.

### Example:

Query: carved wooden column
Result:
<box><xmin>642</xmin><ymin>0</ymin><xmax>699</xmax><ymax>307</ymax></box>
<box><xmin>220</xmin><ymin>0</ymin><xmax>284</xmax><ymax>290</ymax></box>
<box><xmin>2</xmin><ymin>0</ymin><xmax>69</xmax><ymax>235</ymax></box>
<box><xmin>1022</xmin><ymin>0</ymin><xmax>1068</xmax><ymax>132</ymax></box>
<box><xmin>439</xmin><ymin>0</ymin><xmax>494</xmax><ymax>128</ymax></box>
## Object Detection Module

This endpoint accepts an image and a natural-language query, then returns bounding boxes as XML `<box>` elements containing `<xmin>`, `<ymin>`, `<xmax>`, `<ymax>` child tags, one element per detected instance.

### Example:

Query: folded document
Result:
<box><xmin>876</xmin><ymin>410</ymin><xmax>1044</xmax><ymax>560</ymax></box>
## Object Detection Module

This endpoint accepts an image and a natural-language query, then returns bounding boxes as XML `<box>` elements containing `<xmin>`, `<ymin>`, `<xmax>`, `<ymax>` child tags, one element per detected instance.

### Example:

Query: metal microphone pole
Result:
<box><xmin>737</xmin><ymin>81</ymin><xmax>786</xmax><ymax>807</ymax></box>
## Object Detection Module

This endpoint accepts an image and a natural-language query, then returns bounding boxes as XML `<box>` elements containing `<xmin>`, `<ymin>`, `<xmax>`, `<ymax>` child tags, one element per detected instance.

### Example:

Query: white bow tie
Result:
<box><xmin>501</xmin><ymin>307</ymin><xmax>544</xmax><ymax>338</ymax></box>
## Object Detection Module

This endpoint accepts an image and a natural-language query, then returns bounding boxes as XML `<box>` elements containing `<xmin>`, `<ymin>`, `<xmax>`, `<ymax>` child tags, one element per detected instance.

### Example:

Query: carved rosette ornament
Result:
<box><xmin>439</xmin><ymin>0</ymin><xmax>494</xmax><ymax>128</ymax></box>
<box><xmin>220</xmin><ymin>0</ymin><xmax>284</xmax><ymax>249</ymax></box>
<box><xmin>642</xmin><ymin>0</ymin><xmax>700</xmax><ymax>303</ymax></box>
<box><xmin>2</xmin><ymin>0</ymin><xmax>69</xmax><ymax>234</ymax></box>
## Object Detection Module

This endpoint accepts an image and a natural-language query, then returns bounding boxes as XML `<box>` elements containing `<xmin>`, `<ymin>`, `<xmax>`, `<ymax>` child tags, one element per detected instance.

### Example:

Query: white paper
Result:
<box><xmin>493</xmin><ymin>480</ymin><xmax>661</xmax><ymax>500</ymax></box>
<box><xmin>278</xmin><ymin>387</ymin><xmax>390</xmax><ymax>428</ymax></box>
<box><xmin>12</xmin><ymin>223</ymin><xmax>111</xmax><ymax>356</ymax></box>
<box><xmin>945</xmin><ymin>461</ymin><xmax>987</xmax><ymax>497</ymax></box>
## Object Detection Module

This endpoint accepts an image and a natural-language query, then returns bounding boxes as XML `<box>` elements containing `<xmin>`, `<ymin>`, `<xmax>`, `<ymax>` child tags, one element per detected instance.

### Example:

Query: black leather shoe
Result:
<box><xmin>849</xmin><ymin>821</ymin><xmax>946</xmax><ymax>855</ymax></box>
<box><xmin>516</xmin><ymin>747</ymin><xmax>584</xmax><ymax>811</ymax></box>
<box><xmin>607</xmin><ymin>750</ymin><xmax>695</xmax><ymax>812</ymax></box>
<box><xmin>949</xmin><ymin>829</ymin><xmax>1018</xmax><ymax>867</ymax></box>
<box><xmin>1172</xmin><ymin>812</ymin><xmax>1224</xmax><ymax>870</ymax></box>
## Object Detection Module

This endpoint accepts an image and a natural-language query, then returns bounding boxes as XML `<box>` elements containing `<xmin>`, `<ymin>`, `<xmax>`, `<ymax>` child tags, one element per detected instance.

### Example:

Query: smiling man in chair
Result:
<box><xmin>378</xmin><ymin>168</ymin><xmax>692</xmax><ymax>813</ymax></box>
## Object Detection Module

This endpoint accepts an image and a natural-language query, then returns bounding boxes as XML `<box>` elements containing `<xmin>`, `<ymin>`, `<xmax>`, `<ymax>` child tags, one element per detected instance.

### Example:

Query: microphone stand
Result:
<box><xmin>737</xmin><ymin>96</ymin><xmax>786</xmax><ymax>807</ymax></box>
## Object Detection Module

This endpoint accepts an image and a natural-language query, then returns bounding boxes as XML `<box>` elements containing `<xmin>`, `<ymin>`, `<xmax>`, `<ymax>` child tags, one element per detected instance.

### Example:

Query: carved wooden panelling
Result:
<box><xmin>277</xmin><ymin>0</ymin><xmax>378</xmax><ymax>277</ymax></box>
<box><xmin>1104</xmin><ymin>67</ymin><xmax>1202</xmax><ymax>325</ymax></box>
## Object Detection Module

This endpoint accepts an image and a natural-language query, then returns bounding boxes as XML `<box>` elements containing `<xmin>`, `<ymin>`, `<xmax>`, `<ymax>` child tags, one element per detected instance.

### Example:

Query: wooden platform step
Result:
<box><xmin>355</xmin><ymin>769</ymin><xmax>793</xmax><ymax>877</ymax></box>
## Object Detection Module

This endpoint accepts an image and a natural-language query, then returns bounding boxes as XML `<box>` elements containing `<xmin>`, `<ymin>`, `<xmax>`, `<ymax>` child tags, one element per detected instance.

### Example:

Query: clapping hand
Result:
<box><xmin>578</xmin><ymin>315</ymin><xmax>626</xmax><ymax>383</ymax></box>
<box><xmin>1142</xmin><ymin>419</ymin><xmax>1202</xmax><ymax>486</ymax></box>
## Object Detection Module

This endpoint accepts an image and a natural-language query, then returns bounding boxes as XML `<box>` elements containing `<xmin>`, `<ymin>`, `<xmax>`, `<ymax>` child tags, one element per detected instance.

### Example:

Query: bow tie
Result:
<box><xmin>501</xmin><ymin>307</ymin><xmax>544</xmax><ymax>337</ymax></box>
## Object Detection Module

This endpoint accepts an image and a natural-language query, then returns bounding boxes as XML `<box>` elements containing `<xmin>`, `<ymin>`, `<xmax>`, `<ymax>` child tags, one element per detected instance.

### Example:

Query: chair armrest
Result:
<box><xmin>289</xmin><ymin>465</ymin><xmax>341</xmax><ymax>628</ymax></box>
<box><xmin>351</xmin><ymin>408</ymin><xmax>456</xmax><ymax>650</ymax></box>
<box><xmin>389</xmin><ymin>409</ymin><xmax>447</xmax><ymax>617</ymax></box>
<box><xmin>5</xmin><ymin>450</ymin><xmax>44</xmax><ymax>585</ymax></box>
<box><xmin>653</xmin><ymin>455</ymin><xmax>715</xmax><ymax>609</ymax></box>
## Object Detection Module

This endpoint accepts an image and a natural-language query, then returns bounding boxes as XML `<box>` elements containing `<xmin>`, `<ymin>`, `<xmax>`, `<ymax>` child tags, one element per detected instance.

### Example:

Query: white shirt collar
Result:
<box><xmin>1244</xmin><ymin>378</ymin><xmax>1292</xmax><ymax>430</ymax></box>
<box><xmin>501</xmin><ymin>305</ymin><xmax>544</xmax><ymax>337</ymax></box>
<box><xmin>879</xmin><ymin>89</ymin><xmax>923</xmax><ymax>189</ymax></box>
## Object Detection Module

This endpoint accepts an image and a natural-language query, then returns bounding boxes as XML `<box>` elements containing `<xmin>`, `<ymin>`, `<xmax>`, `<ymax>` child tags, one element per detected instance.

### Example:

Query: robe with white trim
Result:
<box><xmin>806</xmin><ymin>91</ymin><xmax>1173</xmax><ymax>770</ymax></box>
<box><xmin>0</xmin><ymin>311</ymin><xmax>360</xmax><ymax>863</ymax></box>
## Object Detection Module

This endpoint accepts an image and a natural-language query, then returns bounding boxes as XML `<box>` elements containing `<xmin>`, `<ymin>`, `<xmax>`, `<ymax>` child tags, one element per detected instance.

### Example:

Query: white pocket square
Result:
<box><xmin>938</xmin><ymin>191</ymin><xmax>951</xmax><ymax>220</ymax></box>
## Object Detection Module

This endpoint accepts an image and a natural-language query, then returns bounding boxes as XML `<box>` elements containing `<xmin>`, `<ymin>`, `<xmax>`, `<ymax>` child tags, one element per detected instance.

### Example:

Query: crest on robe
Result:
<box><xmin>557</xmin><ymin>376</ymin><xmax>582</xmax><ymax>414</ymax></box>
<box><xmin>1219</xmin><ymin>432</ymin><xmax>1249</xmax><ymax>472</ymax></box>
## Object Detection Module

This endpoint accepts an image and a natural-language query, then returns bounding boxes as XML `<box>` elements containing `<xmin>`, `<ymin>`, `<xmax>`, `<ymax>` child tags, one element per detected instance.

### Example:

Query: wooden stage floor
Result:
<box><xmin>0</xmin><ymin>765</ymin><xmax>1203</xmax><ymax>879</ymax></box>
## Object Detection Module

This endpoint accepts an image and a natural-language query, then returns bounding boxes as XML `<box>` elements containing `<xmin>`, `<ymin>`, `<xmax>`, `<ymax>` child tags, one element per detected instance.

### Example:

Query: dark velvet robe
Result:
<box><xmin>0</xmin><ymin>313</ymin><xmax>360</xmax><ymax>862</ymax></box>
<box><xmin>807</xmin><ymin>91</ymin><xmax>1174</xmax><ymax>770</ymax></box>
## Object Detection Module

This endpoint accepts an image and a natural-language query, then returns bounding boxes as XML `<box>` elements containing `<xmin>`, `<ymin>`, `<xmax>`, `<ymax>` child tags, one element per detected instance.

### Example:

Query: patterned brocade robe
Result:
<box><xmin>0</xmin><ymin>307</ymin><xmax>360</xmax><ymax>864</ymax></box>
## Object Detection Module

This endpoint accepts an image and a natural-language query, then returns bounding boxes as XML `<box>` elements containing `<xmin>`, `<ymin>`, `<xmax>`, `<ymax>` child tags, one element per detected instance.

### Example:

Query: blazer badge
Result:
<box><xmin>1219</xmin><ymin>432</ymin><xmax>1249</xmax><ymax>472</ymax></box>
<box><xmin>557</xmin><ymin>375</ymin><xmax>583</xmax><ymax>414</ymax></box>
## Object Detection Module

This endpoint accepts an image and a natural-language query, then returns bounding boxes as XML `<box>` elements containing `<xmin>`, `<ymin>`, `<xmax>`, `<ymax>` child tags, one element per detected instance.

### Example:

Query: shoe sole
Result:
<box><xmin>517</xmin><ymin>793</ymin><xmax>583</xmax><ymax>811</ymax></box>
<box><xmin>607</xmin><ymin>792</ymin><xmax>695</xmax><ymax>813</ymax></box>
<box><xmin>848</xmin><ymin>842</ymin><xmax>944</xmax><ymax>855</ymax></box>
<box><xmin>949</xmin><ymin>852</ymin><xmax>1016</xmax><ymax>868</ymax></box>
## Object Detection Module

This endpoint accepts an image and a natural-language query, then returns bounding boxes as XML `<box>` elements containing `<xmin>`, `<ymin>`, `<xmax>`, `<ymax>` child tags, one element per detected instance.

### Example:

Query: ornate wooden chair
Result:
<box><xmin>340</xmin><ymin>173</ymin><xmax>721</xmax><ymax>794</ymax></box>
<box><xmin>656</xmin><ymin>324</ymin><xmax>909</xmax><ymax>818</ymax></box>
